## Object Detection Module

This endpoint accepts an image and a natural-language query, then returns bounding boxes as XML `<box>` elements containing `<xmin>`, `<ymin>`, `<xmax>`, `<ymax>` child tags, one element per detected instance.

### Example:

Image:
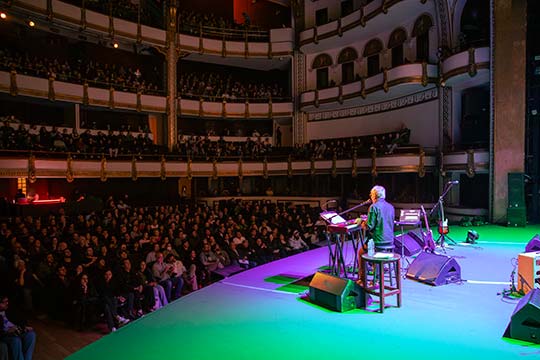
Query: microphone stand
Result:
<box><xmin>429</xmin><ymin>182</ymin><xmax>457</xmax><ymax>249</ymax></box>
<box><xmin>338</xmin><ymin>200</ymin><xmax>371</xmax><ymax>218</ymax></box>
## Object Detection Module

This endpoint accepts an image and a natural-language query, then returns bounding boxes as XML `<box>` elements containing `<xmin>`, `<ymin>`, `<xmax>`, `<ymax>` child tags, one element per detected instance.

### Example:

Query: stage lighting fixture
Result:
<box><xmin>466</xmin><ymin>230</ymin><xmax>479</xmax><ymax>244</ymax></box>
<box><xmin>28</xmin><ymin>20</ymin><xmax>35</xmax><ymax>27</ymax></box>
<box><xmin>113</xmin><ymin>42</ymin><xmax>119</xmax><ymax>48</ymax></box>
<box><xmin>0</xmin><ymin>12</ymin><xmax>7</xmax><ymax>19</ymax></box>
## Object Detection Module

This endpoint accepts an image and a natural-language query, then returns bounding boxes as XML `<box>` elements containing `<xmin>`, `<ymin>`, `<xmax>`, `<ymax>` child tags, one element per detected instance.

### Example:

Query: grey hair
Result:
<box><xmin>371</xmin><ymin>185</ymin><xmax>386</xmax><ymax>199</ymax></box>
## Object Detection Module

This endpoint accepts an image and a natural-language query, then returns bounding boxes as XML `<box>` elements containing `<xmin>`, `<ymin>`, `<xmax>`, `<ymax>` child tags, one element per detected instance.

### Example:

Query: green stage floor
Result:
<box><xmin>67</xmin><ymin>225</ymin><xmax>540</xmax><ymax>360</ymax></box>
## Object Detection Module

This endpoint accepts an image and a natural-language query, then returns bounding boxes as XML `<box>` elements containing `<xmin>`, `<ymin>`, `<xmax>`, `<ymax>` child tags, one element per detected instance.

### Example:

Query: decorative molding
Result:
<box><xmin>136</xmin><ymin>91</ymin><xmax>142</xmax><ymax>112</ymax></box>
<box><xmin>371</xmin><ymin>148</ymin><xmax>377</xmax><ymax>178</ymax></box>
<box><xmin>48</xmin><ymin>77</ymin><xmax>55</xmax><ymax>101</ymax></box>
<box><xmin>27</xmin><ymin>154</ymin><xmax>36</xmax><ymax>183</ymax></box>
<box><xmin>82</xmin><ymin>82</ymin><xmax>89</xmax><ymax>105</ymax></box>
<box><xmin>100</xmin><ymin>155</ymin><xmax>107</xmax><ymax>182</ymax></box>
<box><xmin>441</xmin><ymin>86</ymin><xmax>452</xmax><ymax>150</ymax></box>
<box><xmin>434</xmin><ymin>0</ymin><xmax>451</xmax><ymax>48</ymax></box>
<box><xmin>80</xmin><ymin>6</ymin><xmax>86</xmax><ymax>30</ymax></box>
<box><xmin>108</xmin><ymin>87</ymin><xmax>115</xmax><ymax>109</ymax></box>
<box><xmin>418</xmin><ymin>147</ymin><xmax>426</xmax><ymax>177</ymax></box>
<box><xmin>187</xmin><ymin>158</ymin><xmax>192</xmax><ymax>180</ymax></box>
<box><xmin>160</xmin><ymin>155</ymin><xmax>166</xmax><ymax>181</ymax></box>
<box><xmin>10</xmin><ymin>70</ymin><xmax>17</xmax><ymax>96</ymax></box>
<box><xmin>287</xmin><ymin>155</ymin><xmax>293</xmax><ymax>178</ymax></box>
<box><xmin>238</xmin><ymin>158</ymin><xmax>243</xmax><ymax>180</ymax></box>
<box><xmin>66</xmin><ymin>153</ymin><xmax>74</xmax><ymax>182</ymax></box>
<box><xmin>263</xmin><ymin>157</ymin><xmax>268</xmax><ymax>179</ymax></box>
<box><xmin>466</xmin><ymin>149</ymin><xmax>476</xmax><ymax>178</ymax></box>
<box><xmin>439</xmin><ymin>151</ymin><xmax>446</xmax><ymax>177</ymax></box>
<box><xmin>131</xmin><ymin>156</ymin><xmax>138</xmax><ymax>181</ymax></box>
<box><xmin>421</xmin><ymin>62</ymin><xmax>428</xmax><ymax>86</ymax></box>
<box><xmin>468</xmin><ymin>47</ymin><xmax>478</xmax><ymax>77</ymax></box>
<box><xmin>307</xmin><ymin>88</ymin><xmax>438</xmax><ymax>121</ymax></box>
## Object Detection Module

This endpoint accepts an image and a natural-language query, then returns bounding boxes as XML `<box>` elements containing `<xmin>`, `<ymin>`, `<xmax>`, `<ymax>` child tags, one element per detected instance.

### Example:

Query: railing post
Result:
<box><xmin>244</xmin><ymin>29</ymin><xmax>249</xmax><ymax>58</ymax></box>
<box><xmin>137</xmin><ymin>3</ymin><xmax>142</xmax><ymax>44</ymax></box>
<box><xmin>80</xmin><ymin>0</ymin><xmax>86</xmax><ymax>30</ymax></box>
<box><xmin>108</xmin><ymin>2</ymin><xmax>114</xmax><ymax>37</ymax></box>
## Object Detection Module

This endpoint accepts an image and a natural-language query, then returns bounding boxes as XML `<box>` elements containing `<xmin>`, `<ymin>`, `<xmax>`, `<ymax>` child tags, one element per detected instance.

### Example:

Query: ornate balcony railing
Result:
<box><xmin>300</xmin><ymin>62</ymin><xmax>438</xmax><ymax>110</ymax></box>
<box><xmin>0</xmin><ymin>71</ymin><xmax>293</xmax><ymax>118</ymax></box>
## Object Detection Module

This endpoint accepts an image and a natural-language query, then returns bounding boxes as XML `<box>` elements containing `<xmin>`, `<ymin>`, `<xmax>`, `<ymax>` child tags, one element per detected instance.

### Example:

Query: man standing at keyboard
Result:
<box><xmin>358</xmin><ymin>185</ymin><xmax>395</xmax><ymax>283</ymax></box>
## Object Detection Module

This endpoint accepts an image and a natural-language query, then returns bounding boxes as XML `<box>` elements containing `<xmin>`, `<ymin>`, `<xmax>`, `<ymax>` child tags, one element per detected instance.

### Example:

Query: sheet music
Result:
<box><xmin>320</xmin><ymin>211</ymin><xmax>347</xmax><ymax>225</ymax></box>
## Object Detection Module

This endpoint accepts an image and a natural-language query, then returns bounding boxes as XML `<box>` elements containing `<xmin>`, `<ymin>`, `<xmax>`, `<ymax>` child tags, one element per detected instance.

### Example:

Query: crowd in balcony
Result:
<box><xmin>64</xmin><ymin>0</ymin><xmax>164</xmax><ymax>28</ymax></box>
<box><xmin>0</xmin><ymin>120</ymin><xmax>164</xmax><ymax>158</ymax></box>
<box><xmin>178</xmin><ymin>9</ymin><xmax>248</xmax><ymax>33</ymax></box>
<box><xmin>175</xmin><ymin>134</ymin><xmax>273</xmax><ymax>159</ymax></box>
<box><xmin>0</xmin><ymin>195</ymin><xmax>318</xmax><ymax>334</ymax></box>
<box><xmin>0</xmin><ymin>47</ymin><xmax>163</xmax><ymax>95</ymax></box>
<box><xmin>0</xmin><ymin>113</ymin><xmax>413</xmax><ymax>161</ymax></box>
<box><xmin>178</xmin><ymin>71</ymin><xmax>287</xmax><ymax>102</ymax></box>
<box><xmin>294</xmin><ymin>127</ymin><xmax>412</xmax><ymax>159</ymax></box>
<box><xmin>0</xmin><ymin>47</ymin><xmax>289</xmax><ymax>102</ymax></box>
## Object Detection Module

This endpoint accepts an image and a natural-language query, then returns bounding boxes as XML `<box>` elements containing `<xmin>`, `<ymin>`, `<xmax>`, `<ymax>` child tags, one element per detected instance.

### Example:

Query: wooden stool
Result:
<box><xmin>361</xmin><ymin>253</ymin><xmax>402</xmax><ymax>313</ymax></box>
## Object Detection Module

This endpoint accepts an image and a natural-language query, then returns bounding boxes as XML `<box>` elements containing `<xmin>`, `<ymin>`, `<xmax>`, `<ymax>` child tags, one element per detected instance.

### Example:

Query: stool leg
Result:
<box><xmin>379</xmin><ymin>263</ymin><xmax>384</xmax><ymax>313</ymax></box>
<box><xmin>387</xmin><ymin>263</ymin><xmax>395</xmax><ymax>287</ymax></box>
<box><xmin>396</xmin><ymin>259</ymin><xmax>402</xmax><ymax>308</ymax></box>
<box><xmin>362</xmin><ymin>260</ymin><xmax>368</xmax><ymax>306</ymax></box>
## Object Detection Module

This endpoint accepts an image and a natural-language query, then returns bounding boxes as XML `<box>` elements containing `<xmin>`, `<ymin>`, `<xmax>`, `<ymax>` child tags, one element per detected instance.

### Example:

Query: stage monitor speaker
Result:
<box><xmin>507</xmin><ymin>207</ymin><xmax>527</xmax><ymax>227</ymax></box>
<box><xmin>525</xmin><ymin>234</ymin><xmax>540</xmax><ymax>252</ymax></box>
<box><xmin>406</xmin><ymin>252</ymin><xmax>461</xmax><ymax>286</ymax></box>
<box><xmin>394</xmin><ymin>232</ymin><xmax>423</xmax><ymax>256</ymax></box>
<box><xmin>508</xmin><ymin>172</ymin><xmax>526</xmax><ymax>208</ymax></box>
<box><xmin>309</xmin><ymin>272</ymin><xmax>366</xmax><ymax>312</ymax></box>
<box><xmin>509</xmin><ymin>289</ymin><xmax>540</xmax><ymax>344</ymax></box>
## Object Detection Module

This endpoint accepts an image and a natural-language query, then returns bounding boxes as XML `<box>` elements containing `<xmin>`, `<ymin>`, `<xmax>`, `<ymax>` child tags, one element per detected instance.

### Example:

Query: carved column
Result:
<box><xmin>434</xmin><ymin>0</ymin><xmax>451</xmax><ymax>49</ymax></box>
<box><xmin>292</xmin><ymin>50</ymin><xmax>307</xmax><ymax>144</ymax></box>
<box><xmin>439</xmin><ymin>86</ymin><xmax>452</xmax><ymax>151</ymax></box>
<box><xmin>491</xmin><ymin>0</ymin><xmax>527</xmax><ymax>223</ymax></box>
<box><xmin>166</xmin><ymin>0</ymin><xmax>179</xmax><ymax>151</ymax></box>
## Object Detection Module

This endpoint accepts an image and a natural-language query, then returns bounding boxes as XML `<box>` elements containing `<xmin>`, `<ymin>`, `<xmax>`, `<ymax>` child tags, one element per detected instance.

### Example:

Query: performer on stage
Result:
<box><xmin>358</xmin><ymin>185</ymin><xmax>395</xmax><ymax>282</ymax></box>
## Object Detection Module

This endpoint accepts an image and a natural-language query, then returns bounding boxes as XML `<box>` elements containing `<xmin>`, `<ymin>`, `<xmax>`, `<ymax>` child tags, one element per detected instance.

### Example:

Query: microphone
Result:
<box><xmin>322</xmin><ymin>199</ymin><xmax>337</xmax><ymax>210</ymax></box>
<box><xmin>448</xmin><ymin>180</ymin><xmax>459</xmax><ymax>185</ymax></box>
<box><xmin>358</xmin><ymin>199</ymin><xmax>372</xmax><ymax>207</ymax></box>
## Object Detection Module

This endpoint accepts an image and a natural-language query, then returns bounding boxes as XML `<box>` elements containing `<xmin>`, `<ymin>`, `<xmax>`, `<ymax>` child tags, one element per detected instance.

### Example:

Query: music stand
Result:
<box><xmin>429</xmin><ymin>182</ymin><xmax>457</xmax><ymax>249</ymax></box>
<box><xmin>319</xmin><ymin>211</ymin><xmax>348</xmax><ymax>277</ymax></box>
<box><xmin>395</xmin><ymin>209</ymin><xmax>422</xmax><ymax>272</ymax></box>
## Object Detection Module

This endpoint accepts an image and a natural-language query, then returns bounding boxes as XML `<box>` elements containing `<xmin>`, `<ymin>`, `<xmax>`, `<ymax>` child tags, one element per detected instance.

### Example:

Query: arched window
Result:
<box><xmin>363</xmin><ymin>39</ymin><xmax>383</xmax><ymax>77</ymax></box>
<box><xmin>312</xmin><ymin>54</ymin><xmax>333</xmax><ymax>89</ymax></box>
<box><xmin>459</xmin><ymin>0</ymin><xmax>489</xmax><ymax>50</ymax></box>
<box><xmin>338</xmin><ymin>47</ymin><xmax>358</xmax><ymax>85</ymax></box>
<box><xmin>413</xmin><ymin>14</ymin><xmax>433</xmax><ymax>62</ymax></box>
<box><xmin>388</xmin><ymin>28</ymin><xmax>407</xmax><ymax>67</ymax></box>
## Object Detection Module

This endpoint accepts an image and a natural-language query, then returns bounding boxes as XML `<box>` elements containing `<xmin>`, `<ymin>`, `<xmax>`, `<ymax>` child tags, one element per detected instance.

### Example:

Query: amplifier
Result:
<box><xmin>518</xmin><ymin>251</ymin><xmax>540</xmax><ymax>294</ymax></box>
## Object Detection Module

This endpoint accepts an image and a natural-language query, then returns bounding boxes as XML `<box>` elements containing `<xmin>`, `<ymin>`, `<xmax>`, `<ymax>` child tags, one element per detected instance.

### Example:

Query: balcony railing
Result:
<box><xmin>179</xmin><ymin>23</ymin><xmax>270</xmax><ymax>43</ymax></box>
<box><xmin>9</xmin><ymin>0</ymin><xmax>294</xmax><ymax>57</ymax></box>
<box><xmin>0</xmin><ymin>71</ymin><xmax>293</xmax><ymax>118</ymax></box>
<box><xmin>301</xmin><ymin>63</ymin><xmax>438</xmax><ymax>109</ymax></box>
<box><xmin>441</xmin><ymin>47</ymin><xmax>490</xmax><ymax>84</ymax></box>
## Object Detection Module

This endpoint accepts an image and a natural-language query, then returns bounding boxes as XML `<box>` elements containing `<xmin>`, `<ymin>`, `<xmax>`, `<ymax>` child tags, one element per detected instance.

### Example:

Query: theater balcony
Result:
<box><xmin>300</xmin><ymin>62</ymin><xmax>438</xmax><ymax>111</ymax></box>
<box><xmin>8</xmin><ymin>0</ymin><xmax>294</xmax><ymax>58</ymax></box>
<box><xmin>441</xmin><ymin>148</ymin><xmax>489</xmax><ymax>175</ymax></box>
<box><xmin>299</xmin><ymin>0</ymin><xmax>429</xmax><ymax>53</ymax></box>
<box><xmin>0</xmin><ymin>147</ymin><xmax>489</xmax><ymax>181</ymax></box>
<box><xmin>441</xmin><ymin>47</ymin><xmax>490</xmax><ymax>87</ymax></box>
<box><xmin>0</xmin><ymin>71</ymin><xmax>293</xmax><ymax>119</ymax></box>
<box><xmin>0</xmin><ymin>150</ymin><xmax>439</xmax><ymax>180</ymax></box>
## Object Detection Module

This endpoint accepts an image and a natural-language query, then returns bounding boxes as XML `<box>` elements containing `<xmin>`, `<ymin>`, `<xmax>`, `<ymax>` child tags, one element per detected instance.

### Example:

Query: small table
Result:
<box><xmin>360</xmin><ymin>253</ymin><xmax>402</xmax><ymax>313</ymax></box>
